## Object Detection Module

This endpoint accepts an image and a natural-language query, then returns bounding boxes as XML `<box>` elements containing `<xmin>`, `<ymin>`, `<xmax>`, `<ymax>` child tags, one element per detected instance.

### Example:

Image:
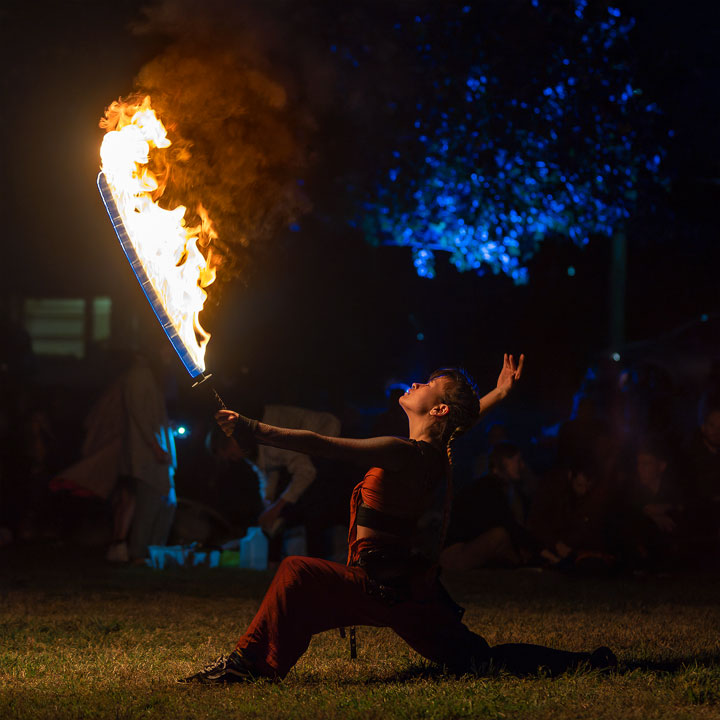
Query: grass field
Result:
<box><xmin>2</xmin><ymin>545</ymin><xmax>720</xmax><ymax>719</ymax></box>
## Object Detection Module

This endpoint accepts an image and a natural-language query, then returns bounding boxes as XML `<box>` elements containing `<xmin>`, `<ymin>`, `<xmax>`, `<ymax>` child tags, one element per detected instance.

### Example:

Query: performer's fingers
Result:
<box><xmin>215</xmin><ymin>409</ymin><xmax>238</xmax><ymax>421</ymax></box>
<box><xmin>515</xmin><ymin>354</ymin><xmax>525</xmax><ymax>379</ymax></box>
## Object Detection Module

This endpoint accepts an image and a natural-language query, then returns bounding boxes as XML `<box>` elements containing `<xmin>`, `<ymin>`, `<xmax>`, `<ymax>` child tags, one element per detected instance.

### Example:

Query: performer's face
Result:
<box><xmin>399</xmin><ymin>375</ymin><xmax>451</xmax><ymax>417</ymax></box>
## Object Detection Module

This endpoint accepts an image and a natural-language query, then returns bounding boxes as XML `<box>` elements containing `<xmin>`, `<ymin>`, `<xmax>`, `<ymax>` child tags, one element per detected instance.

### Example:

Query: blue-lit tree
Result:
<box><xmin>359</xmin><ymin>0</ymin><xmax>668</xmax><ymax>281</ymax></box>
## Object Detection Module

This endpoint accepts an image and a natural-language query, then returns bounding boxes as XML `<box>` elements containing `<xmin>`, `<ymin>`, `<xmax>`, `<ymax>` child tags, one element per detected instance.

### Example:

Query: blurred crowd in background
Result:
<box><xmin>1</xmin><ymin>318</ymin><xmax>719</xmax><ymax>577</ymax></box>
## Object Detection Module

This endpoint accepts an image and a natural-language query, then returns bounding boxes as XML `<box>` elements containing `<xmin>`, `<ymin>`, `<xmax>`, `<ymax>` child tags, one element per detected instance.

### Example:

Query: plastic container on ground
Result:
<box><xmin>190</xmin><ymin>549</ymin><xmax>220</xmax><ymax>568</ymax></box>
<box><xmin>147</xmin><ymin>545</ymin><xmax>189</xmax><ymax>569</ymax></box>
<box><xmin>219</xmin><ymin>549</ymin><xmax>240</xmax><ymax>567</ymax></box>
<box><xmin>239</xmin><ymin>526</ymin><xmax>269</xmax><ymax>570</ymax></box>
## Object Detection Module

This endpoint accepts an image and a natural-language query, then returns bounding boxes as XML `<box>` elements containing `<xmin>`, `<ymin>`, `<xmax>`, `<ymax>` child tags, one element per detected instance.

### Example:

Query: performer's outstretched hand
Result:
<box><xmin>216</xmin><ymin>409</ymin><xmax>259</xmax><ymax>451</ymax></box>
<box><xmin>216</xmin><ymin>409</ymin><xmax>240</xmax><ymax>437</ymax></box>
<box><xmin>496</xmin><ymin>353</ymin><xmax>525</xmax><ymax>397</ymax></box>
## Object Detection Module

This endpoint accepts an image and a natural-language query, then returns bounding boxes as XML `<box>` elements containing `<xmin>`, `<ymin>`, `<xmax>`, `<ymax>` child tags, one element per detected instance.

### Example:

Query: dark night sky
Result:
<box><xmin>2</xmin><ymin>0</ymin><xmax>719</xmax><ymax>420</ymax></box>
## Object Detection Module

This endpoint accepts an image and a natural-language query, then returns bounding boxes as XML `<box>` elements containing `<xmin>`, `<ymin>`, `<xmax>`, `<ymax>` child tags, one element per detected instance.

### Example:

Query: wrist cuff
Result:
<box><xmin>232</xmin><ymin>414</ymin><xmax>258</xmax><ymax>447</ymax></box>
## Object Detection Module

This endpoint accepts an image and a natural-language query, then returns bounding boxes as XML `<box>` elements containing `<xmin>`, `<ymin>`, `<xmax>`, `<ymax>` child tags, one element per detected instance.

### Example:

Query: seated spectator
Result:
<box><xmin>470</xmin><ymin>423</ymin><xmax>510</xmax><ymax>479</ymax></box>
<box><xmin>683</xmin><ymin>403</ymin><xmax>720</xmax><ymax>563</ymax></box>
<box><xmin>440</xmin><ymin>443</ymin><xmax>535</xmax><ymax>571</ymax></box>
<box><xmin>527</xmin><ymin>461</ymin><xmax>615</xmax><ymax>572</ymax></box>
<box><xmin>558</xmin><ymin>397</ymin><xmax>609</xmax><ymax>465</ymax></box>
<box><xmin>618</xmin><ymin>363</ymin><xmax>679</xmax><ymax>444</ymax></box>
<box><xmin>557</xmin><ymin>396</ymin><xmax>619</xmax><ymax>486</ymax></box>
<box><xmin>616</xmin><ymin>439</ymin><xmax>686</xmax><ymax>571</ymax></box>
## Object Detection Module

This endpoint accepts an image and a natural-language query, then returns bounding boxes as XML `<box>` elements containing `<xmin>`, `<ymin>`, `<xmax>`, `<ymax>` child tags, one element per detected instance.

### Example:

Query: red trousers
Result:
<box><xmin>235</xmin><ymin>555</ymin><xmax>490</xmax><ymax>678</ymax></box>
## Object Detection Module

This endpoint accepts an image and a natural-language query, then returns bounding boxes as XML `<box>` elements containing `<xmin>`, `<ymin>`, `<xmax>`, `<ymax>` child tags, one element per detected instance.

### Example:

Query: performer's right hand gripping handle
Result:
<box><xmin>215</xmin><ymin>409</ymin><xmax>258</xmax><ymax>449</ymax></box>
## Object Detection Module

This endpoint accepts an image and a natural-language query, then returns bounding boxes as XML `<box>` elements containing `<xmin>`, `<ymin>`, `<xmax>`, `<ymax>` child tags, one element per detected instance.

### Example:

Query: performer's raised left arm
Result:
<box><xmin>477</xmin><ymin>353</ymin><xmax>524</xmax><ymax>419</ymax></box>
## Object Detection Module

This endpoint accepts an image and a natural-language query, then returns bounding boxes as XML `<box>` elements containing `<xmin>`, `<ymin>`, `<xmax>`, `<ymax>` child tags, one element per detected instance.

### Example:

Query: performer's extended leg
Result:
<box><xmin>490</xmin><ymin>643</ymin><xmax>592</xmax><ymax>676</ymax></box>
<box><xmin>182</xmin><ymin>556</ymin><xmax>614</xmax><ymax>683</ymax></box>
<box><xmin>235</xmin><ymin>556</ymin><xmax>489</xmax><ymax>678</ymax></box>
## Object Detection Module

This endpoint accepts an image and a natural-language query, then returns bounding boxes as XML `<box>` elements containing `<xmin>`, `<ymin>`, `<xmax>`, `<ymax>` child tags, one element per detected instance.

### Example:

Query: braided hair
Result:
<box><xmin>429</xmin><ymin>367</ymin><xmax>482</xmax><ymax>463</ymax></box>
<box><xmin>428</xmin><ymin>367</ymin><xmax>482</xmax><ymax>549</ymax></box>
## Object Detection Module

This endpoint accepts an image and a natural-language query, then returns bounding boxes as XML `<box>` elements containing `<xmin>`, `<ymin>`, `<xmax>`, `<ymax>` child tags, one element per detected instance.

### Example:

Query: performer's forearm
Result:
<box><xmin>252</xmin><ymin>423</ymin><xmax>415</xmax><ymax>470</ymax></box>
<box><xmin>477</xmin><ymin>386</ymin><xmax>509</xmax><ymax>418</ymax></box>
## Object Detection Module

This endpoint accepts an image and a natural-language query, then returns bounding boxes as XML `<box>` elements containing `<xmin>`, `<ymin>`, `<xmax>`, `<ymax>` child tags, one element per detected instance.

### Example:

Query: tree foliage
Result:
<box><xmin>354</xmin><ymin>0</ymin><xmax>669</xmax><ymax>281</ymax></box>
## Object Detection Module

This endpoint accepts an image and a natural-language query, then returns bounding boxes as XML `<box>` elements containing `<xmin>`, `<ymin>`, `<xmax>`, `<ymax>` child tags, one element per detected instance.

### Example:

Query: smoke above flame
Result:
<box><xmin>106</xmin><ymin>1</ymin><xmax>313</xmax><ymax>287</ymax></box>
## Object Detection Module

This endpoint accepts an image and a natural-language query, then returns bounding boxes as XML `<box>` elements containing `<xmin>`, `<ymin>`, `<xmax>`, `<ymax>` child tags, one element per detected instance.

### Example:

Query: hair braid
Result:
<box><xmin>429</xmin><ymin>367</ymin><xmax>482</xmax><ymax>552</ymax></box>
<box><xmin>445</xmin><ymin>426</ymin><xmax>462</xmax><ymax>467</ymax></box>
<box><xmin>439</xmin><ymin>425</ymin><xmax>464</xmax><ymax>548</ymax></box>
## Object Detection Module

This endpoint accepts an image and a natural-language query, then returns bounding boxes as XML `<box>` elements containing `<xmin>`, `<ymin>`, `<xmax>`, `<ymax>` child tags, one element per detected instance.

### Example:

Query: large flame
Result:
<box><xmin>99</xmin><ymin>96</ymin><xmax>216</xmax><ymax>373</ymax></box>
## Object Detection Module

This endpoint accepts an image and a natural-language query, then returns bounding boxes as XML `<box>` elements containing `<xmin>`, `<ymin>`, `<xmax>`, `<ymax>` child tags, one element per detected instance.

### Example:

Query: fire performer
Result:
<box><xmin>180</xmin><ymin>354</ymin><xmax>616</xmax><ymax>682</ymax></box>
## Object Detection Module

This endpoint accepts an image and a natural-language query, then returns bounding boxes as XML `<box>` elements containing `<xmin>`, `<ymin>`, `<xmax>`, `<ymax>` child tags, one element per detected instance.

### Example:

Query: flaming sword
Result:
<box><xmin>97</xmin><ymin>98</ymin><xmax>226</xmax><ymax>408</ymax></box>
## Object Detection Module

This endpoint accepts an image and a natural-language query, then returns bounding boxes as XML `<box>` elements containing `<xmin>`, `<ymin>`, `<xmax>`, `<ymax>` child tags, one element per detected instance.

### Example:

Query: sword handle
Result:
<box><xmin>211</xmin><ymin>387</ymin><xmax>227</xmax><ymax>410</ymax></box>
<box><xmin>190</xmin><ymin>372</ymin><xmax>226</xmax><ymax>409</ymax></box>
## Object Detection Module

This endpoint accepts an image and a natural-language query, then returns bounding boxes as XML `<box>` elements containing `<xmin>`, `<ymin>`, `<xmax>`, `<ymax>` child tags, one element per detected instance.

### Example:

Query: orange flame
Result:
<box><xmin>99</xmin><ymin>96</ymin><xmax>216</xmax><ymax>371</ymax></box>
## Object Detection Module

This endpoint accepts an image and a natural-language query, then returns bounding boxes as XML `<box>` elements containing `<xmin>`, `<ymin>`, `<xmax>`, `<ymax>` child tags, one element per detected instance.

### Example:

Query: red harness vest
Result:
<box><xmin>347</xmin><ymin>441</ymin><xmax>447</xmax><ymax>564</ymax></box>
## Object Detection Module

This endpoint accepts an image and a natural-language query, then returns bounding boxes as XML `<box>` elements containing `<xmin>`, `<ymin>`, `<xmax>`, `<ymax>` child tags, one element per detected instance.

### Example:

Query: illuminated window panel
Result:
<box><xmin>92</xmin><ymin>297</ymin><xmax>112</xmax><ymax>342</ymax></box>
<box><xmin>23</xmin><ymin>297</ymin><xmax>112</xmax><ymax>358</ymax></box>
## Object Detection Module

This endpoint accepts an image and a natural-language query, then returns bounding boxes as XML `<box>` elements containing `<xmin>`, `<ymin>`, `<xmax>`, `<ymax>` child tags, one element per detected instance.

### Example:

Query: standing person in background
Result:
<box><xmin>53</xmin><ymin>341</ymin><xmax>177</xmax><ymax>562</ymax></box>
<box><xmin>114</xmin><ymin>349</ymin><xmax>177</xmax><ymax>563</ymax></box>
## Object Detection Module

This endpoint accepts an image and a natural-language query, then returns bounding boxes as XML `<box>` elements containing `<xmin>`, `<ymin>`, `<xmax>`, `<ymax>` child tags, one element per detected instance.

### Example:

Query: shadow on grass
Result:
<box><xmin>296</xmin><ymin>662</ymin><xmax>602</xmax><ymax>686</ymax></box>
<box><xmin>320</xmin><ymin>652</ymin><xmax>720</xmax><ymax>686</ymax></box>
<box><xmin>623</xmin><ymin>651</ymin><xmax>720</xmax><ymax>673</ymax></box>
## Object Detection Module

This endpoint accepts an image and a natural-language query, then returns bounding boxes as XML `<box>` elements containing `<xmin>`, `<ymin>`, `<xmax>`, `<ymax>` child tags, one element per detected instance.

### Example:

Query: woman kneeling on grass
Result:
<box><xmin>180</xmin><ymin>355</ymin><xmax>615</xmax><ymax>683</ymax></box>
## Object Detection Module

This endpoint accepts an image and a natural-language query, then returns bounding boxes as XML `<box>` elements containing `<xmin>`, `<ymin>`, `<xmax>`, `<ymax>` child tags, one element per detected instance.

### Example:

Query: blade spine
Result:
<box><xmin>97</xmin><ymin>171</ymin><xmax>204</xmax><ymax>379</ymax></box>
